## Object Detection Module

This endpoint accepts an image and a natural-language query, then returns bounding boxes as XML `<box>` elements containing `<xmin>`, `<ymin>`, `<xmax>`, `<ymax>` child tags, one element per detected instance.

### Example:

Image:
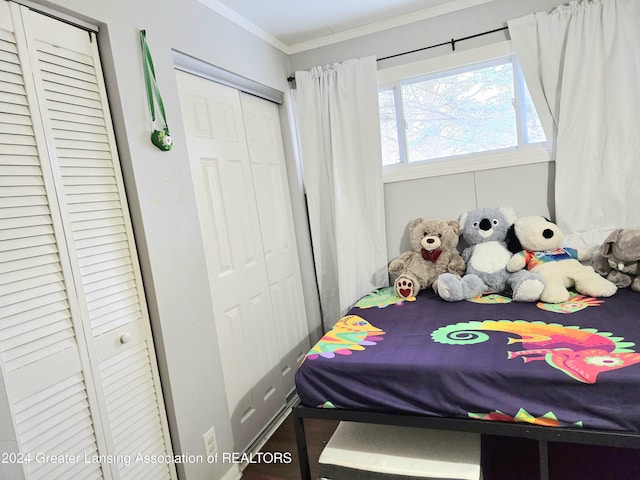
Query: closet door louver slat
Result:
<box><xmin>0</xmin><ymin>6</ymin><xmax>103</xmax><ymax>479</ymax></box>
<box><xmin>34</xmin><ymin>44</ymin><xmax>142</xmax><ymax>336</ymax></box>
<box><xmin>24</xmin><ymin>9</ymin><xmax>174</xmax><ymax>480</ymax></box>
<box><xmin>100</xmin><ymin>343</ymin><xmax>170</xmax><ymax>480</ymax></box>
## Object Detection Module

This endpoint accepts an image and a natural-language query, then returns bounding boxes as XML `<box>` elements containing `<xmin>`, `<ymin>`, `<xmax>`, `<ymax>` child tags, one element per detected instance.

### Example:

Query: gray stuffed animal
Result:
<box><xmin>435</xmin><ymin>207</ymin><xmax>545</xmax><ymax>302</ymax></box>
<box><xmin>591</xmin><ymin>229</ymin><xmax>640</xmax><ymax>292</ymax></box>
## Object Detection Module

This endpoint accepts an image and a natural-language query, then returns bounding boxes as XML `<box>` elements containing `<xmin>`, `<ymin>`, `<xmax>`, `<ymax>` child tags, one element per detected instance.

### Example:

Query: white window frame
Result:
<box><xmin>378</xmin><ymin>41</ymin><xmax>552</xmax><ymax>183</ymax></box>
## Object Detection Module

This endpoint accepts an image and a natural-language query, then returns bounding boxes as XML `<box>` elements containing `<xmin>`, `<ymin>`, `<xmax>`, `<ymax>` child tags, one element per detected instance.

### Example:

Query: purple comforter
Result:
<box><xmin>295</xmin><ymin>288</ymin><xmax>640</xmax><ymax>432</ymax></box>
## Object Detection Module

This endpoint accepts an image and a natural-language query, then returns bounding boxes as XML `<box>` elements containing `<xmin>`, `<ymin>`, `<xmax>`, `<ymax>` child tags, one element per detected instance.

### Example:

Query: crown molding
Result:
<box><xmin>199</xmin><ymin>0</ymin><xmax>495</xmax><ymax>55</ymax></box>
<box><xmin>287</xmin><ymin>0</ymin><xmax>495</xmax><ymax>54</ymax></box>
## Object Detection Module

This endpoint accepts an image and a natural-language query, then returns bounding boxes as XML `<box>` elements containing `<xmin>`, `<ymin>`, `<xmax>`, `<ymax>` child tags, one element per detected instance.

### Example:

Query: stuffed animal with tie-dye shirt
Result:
<box><xmin>507</xmin><ymin>216</ymin><xmax>617</xmax><ymax>303</ymax></box>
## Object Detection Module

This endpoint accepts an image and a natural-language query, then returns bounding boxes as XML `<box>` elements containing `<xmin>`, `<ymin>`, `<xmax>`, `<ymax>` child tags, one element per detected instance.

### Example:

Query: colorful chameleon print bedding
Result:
<box><xmin>295</xmin><ymin>287</ymin><xmax>640</xmax><ymax>432</ymax></box>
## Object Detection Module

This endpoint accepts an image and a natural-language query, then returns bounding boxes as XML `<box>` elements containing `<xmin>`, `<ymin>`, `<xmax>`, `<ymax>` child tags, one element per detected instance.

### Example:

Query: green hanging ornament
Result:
<box><xmin>141</xmin><ymin>30</ymin><xmax>172</xmax><ymax>151</ymax></box>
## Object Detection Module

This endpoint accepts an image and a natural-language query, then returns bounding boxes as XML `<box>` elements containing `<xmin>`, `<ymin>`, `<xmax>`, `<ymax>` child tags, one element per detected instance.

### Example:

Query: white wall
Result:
<box><xmin>384</xmin><ymin>163</ymin><xmax>556</xmax><ymax>259</ymax></box>
<box><xmin>288</xmin><ymin>0</ymin><xmax>567</xmax><ymax>259</ymax></box>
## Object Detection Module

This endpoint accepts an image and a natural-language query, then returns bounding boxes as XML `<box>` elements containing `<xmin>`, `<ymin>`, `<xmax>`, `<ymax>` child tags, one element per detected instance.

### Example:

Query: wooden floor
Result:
<box><xmin>241</xmin><ymin>414</ymin><xmax>339</xmax><ymax>480</ymax></box>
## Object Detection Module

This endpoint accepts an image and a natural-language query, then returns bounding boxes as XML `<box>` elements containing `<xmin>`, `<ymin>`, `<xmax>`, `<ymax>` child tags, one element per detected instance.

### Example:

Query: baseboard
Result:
<box><xmin>238</xmin><ymin>393</ymin><xmax>300</xmax><ymax>472</ymax></box>
<box><xmin>249</xmin><ymin>394</ymin><xmax>298</xmax><ymax>453</ymax></box>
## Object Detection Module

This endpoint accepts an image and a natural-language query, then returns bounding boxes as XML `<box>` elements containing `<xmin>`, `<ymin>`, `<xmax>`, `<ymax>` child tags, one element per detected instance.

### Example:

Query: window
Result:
<box><xmin>378</xmin><ymin>42</ymin><xmax>550</xmax><ymax>181</ymax></box>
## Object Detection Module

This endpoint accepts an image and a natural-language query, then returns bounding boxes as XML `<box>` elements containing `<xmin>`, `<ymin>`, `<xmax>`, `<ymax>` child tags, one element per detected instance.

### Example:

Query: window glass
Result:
<box><xmin>523</xmin><ymin>84</ymin><xmax>546</xmax><ymax>143</ymax></box>
<box><xmin>401</xmin><ymin>60</ymin><xmax>517</xmax><ymax>163</ymax></box>
<box><xmin>378</xmin><ymin>87</ymin><xmax>401</xmax><ymax>165</ymax></box>
<box><xmin>377</xmin><ymin>47</ymin><xmax>548</xmax><ymax>174</ymax></box>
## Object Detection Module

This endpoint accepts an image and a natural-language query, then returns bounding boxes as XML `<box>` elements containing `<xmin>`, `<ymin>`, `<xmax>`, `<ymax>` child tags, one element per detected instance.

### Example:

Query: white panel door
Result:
<box><xmin>239</xmin><ymin>93</ymin><xmax>309</xmax><ymax>395</ymax></box>
<box><xmin>176</xmin><ymin>70</ymin><xmax>286</xmax><ymax>451</ymax></box>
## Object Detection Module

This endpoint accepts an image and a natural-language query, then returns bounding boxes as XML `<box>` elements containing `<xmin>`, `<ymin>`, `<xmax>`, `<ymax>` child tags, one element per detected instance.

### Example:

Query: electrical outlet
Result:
<box><xmin>203</xmin><ymin>427</ymin><xmax>217</xmax><ymax>456</ymax></box>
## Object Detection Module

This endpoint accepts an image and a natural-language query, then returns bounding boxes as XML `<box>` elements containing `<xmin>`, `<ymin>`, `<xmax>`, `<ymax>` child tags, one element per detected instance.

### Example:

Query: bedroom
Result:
<box><xmin>0</xmin><ymin>1</ymin><xmax>638</xmax><ymax>480</ymax></box>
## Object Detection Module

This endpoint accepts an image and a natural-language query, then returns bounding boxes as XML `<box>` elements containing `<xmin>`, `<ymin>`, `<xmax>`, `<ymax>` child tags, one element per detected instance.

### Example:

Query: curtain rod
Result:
<box><xmin>377</xmin><ymin>25</ymin><xmax>508</xmax><ymax>62</ymax></box>
<box><xmin>286</xmin><ymin>25</ymin><xmax>508</xmax><ymax>82</ymax></box>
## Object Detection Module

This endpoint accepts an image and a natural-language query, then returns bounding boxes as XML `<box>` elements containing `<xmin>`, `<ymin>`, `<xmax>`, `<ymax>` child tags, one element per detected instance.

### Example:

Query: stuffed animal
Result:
<box><xmin>436</xmin><ymin>207</ymin><xmax>545</xmax><ymax>302</ymax></box>
<box><xmin>591</xmin><ymin>229</ymin><xmax>640</xmax><ymax>292</ymax></box>
<box><xmin>389</xmin><ymin>218</ymin><xmax>466</xmax><ymax>299</ymax></box>
<box><xmin>506</xmin><ymin>216</ymin><xmax>618</xmax><ymax>303</ymax></box>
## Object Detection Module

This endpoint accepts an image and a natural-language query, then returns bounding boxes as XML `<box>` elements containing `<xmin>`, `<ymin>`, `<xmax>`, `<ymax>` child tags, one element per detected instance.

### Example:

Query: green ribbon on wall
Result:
<box><xmin>141</xmin><ymin>30</ymin><xmax>172</xmax><ymax>151</ymax></box>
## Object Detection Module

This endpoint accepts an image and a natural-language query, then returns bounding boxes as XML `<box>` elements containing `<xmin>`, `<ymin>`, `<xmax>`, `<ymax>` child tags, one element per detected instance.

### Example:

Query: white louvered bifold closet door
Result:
<box><xmin>0</xmin><ymin>2</ymin><xmax>175</xmax><ymax>480</ymax></box>
<box><xmin>0</xmin><ymin>5</ymin><xmax>104</xmax><ymax>479</ymax></box>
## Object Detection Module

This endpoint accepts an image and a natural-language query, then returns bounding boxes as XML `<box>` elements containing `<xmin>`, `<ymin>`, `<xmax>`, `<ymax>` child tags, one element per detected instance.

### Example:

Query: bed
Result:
<box><xmin>293</xmin><ymin>287</ymin><xmax>640</xmax><ymax>480</ymax></box>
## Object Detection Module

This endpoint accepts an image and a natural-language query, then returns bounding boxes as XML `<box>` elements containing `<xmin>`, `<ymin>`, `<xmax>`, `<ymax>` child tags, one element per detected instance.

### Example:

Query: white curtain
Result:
<box><xmin>508</xmin><ymin>0</ymin><xmax>640</xmax><ymax>235</ymax></box>
<box><xmin>294</xmin><ymin>56</ymin><xmax>388</xmax><ymax>327</ymax></box>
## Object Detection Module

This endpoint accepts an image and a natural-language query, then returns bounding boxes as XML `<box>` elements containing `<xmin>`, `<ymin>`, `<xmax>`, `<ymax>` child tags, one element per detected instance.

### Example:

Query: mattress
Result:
<box><xmin>295</xmin><ymin>287</ymin><xmax>640</xmax><ymax>432</ymax></box>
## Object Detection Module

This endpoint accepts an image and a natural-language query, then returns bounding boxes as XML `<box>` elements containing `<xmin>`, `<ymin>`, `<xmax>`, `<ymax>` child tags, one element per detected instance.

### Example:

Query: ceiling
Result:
<box><xmin>200</xmin><ymin>0</ymin><xmax>494</xmax><ymax>53</ymax></box>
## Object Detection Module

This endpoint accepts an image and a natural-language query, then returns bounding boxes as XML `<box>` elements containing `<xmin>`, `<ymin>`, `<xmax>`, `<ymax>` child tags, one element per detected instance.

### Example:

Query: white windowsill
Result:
<box><xmin>382</xmin><ymin>143</ymin><xmax>553</xmax><ymax>184</ymax></box>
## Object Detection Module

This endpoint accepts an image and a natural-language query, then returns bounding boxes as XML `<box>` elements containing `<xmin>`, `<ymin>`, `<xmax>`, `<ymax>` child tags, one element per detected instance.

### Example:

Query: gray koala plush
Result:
<box><xmin>591</xmin><ymin>229</ymin><xmax>640</xmax><ymax>292</ymax></box>
<box><xmin>435</xmin><ymin>207</ymin><xmax>545</xmax><ymax>302</ymax></box>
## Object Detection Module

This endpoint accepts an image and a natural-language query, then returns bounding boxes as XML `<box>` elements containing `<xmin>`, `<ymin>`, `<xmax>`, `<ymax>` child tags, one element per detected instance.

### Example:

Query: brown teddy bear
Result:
<box><xmin>389</xmin><ymin>218</ymin><xmax>466</xmax><ymax>299</ymax></box>
<box><xmin>591</xmin><ymin>229</ymin><xmax>640</xmax><ymax>292</ymax></box>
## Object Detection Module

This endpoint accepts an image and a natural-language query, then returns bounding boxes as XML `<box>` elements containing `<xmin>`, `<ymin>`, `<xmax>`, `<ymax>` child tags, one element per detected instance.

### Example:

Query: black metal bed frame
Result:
<box><xmin>293</xmin><ymin>401</ymin><xmax>640</xmax><ymax>480</ymax></box>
